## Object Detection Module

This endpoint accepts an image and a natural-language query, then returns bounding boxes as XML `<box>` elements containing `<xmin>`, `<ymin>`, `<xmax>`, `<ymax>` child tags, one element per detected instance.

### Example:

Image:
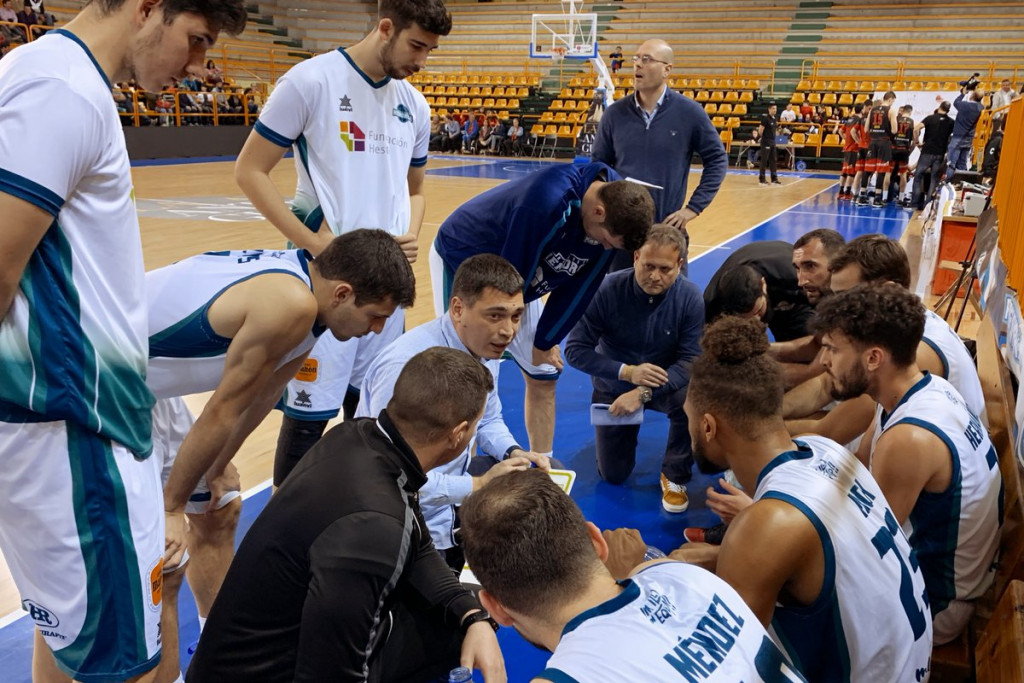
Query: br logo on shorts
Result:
<box><xmin>23</xmin><ymin>599</ymin><xmax>59</xmax><ymax>628</ymax></box>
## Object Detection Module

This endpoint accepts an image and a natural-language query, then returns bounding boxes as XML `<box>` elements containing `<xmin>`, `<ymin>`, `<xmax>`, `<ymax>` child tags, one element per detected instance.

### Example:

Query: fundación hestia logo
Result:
<box><xmin>340</xmin><ymin>121</ymin><xmax>366</xmax><ymax>152</ymax></box>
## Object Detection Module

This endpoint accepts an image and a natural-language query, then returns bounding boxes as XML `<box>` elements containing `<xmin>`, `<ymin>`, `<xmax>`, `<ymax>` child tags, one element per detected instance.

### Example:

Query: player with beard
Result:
<box><xmin>677</xmin><ymin>317</ymin><xmax>933</xmax><ymax>681</ymax></box>
<box><xmin>234</xmin><ymin>0</ymin><xmax>454</xmax><ymax>487</ymax></box>
<box><xmin>813</xmin><ymin>284</ymin><xmax>1001</xmax><ymax>644</ymax></box>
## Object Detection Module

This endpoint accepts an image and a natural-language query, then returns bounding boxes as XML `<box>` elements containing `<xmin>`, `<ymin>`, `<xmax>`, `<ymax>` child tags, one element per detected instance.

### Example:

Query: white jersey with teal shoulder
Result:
<box><xmin>254</xmin><ymin>48</ymin><xmax>429</xmax><ymax>237</ymax></box>
<box><xmin>0</xmin><ymin>29</ymin><xmax>153</xmax><ymax>455</ymax></box>
<box><xmin>755</xmin><ymin>435</ymin><xmax>932</xmax><ymax>682</ymax></box>
<box><xmin>871</xmin><ymin>373</ymin><xmax>1002</xmax><ymax>640</ymax></box>
<box><xmin>147</xmin><ymin>249</ymin><xmax>326</xmax><ymax>398</ymax></box>
<box><xmin>922</xmin><ymin>308</ymin><xmax>985</xmax><ymax>421</ymax></box>
<box><xmin>538</xmin><ymin>562</ymin><xmax>806</xmax><ymax>683</ymax></box>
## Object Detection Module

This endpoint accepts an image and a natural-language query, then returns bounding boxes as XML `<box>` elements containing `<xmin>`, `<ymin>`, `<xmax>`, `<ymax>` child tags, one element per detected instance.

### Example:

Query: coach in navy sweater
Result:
<box><xmin>593</xmin><ymin>38</ymin><xmax>728</xmax><ymax>273</ymax></box>
<box><xmin>565</xmin><ymin>226</ymin><xmax>704</xmax><ymax>513</ymax></box>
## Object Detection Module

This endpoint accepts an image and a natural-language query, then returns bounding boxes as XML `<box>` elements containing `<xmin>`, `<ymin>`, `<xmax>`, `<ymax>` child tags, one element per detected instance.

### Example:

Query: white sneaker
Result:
<box><xmin>661</xmin><ymin>474</ymin><xmax>689</xmax><ymax>513</ymax></box>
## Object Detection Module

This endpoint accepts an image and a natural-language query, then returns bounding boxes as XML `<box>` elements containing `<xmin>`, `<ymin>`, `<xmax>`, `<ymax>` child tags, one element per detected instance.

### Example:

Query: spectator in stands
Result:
<box><xmin>0</xmin><ymin>0</ymin><xmax>23</xmax><ymax>43</ymax></box>
<box><xmin>242</xmin><ymin>85</ymin><xmax>259</xmax><ymax>115</ymax></box>
<box><xmin>485</xmin><ymin>109</ymin><xmax>499</xmax><ymax>128</ymax></box>
<box><xmin>592</xmin><ymin>37</ymin><xmax>727</xmax><ymax>275</ymax></box>
<box><xmin>226</xmin><ymin>87</ymin><xmax>245</xmax><ymax>121</ymax></box>
<box><xmin>609</xmin><ymin>45</ymin><xmax>623</xmax><ymax>73</ymax></box>
<box><xmin>112</xmin><ymin>85</ymin><xmax>129</xmax><ymax>120</ymax></box>
<box><xmin>443</xmin><ymin>114</ymin><xmax>461</xmax><ymax>152</ymax></box>
<box><xmin>181</xmin><ymin>72</ymin><xmax>202</xmax><ymax>91</ymax></box>
<box><xmin>177</xmin><ymin>86</ymin><xmax>201</xmax><ymax>125</ymax></box>
<box><xmin>0</xmin><ymin>0</ymin><xmax>17</xmax><ymax>23</ymax></box>
<box><xmin>945</xmin><ymin>83</ymin><xmax>986</xmax><ymax>181</ymax></box>
<box><xmin>462</xmin><ymin>113</ymin><xmax>480</xmax><ymax>153</ymax></box>
<box><xmin>475</xmin><ymin>121</ymin><xmax>492</xmax><ymax>154</ymax></box>
<box><xmin>488</xmin><ymin>117</ymin><xmax>506</xmax><ymax>154</ymax></box>
<box><xmin>799</xmin><ymin>98</ymin><xmax>813</xmax><ymax>122</ymax></box>
<box><xmin>779</xmin><ymin>103</ymin><xmax>797</xmax><ymax>123</ymax></box>
<box><xmin>746</xmin><ymin>126</ymin><xmax>761</xmax><ymax>168</ymax></box>
<box><xmin>429</xmin><ymin>113</ymin><xmax>444</xmax><ymax>151</ymax></box>
<box><xmin>981</xmin><ymin>116</ymin><xmax>1004</xmax><ymax>183</ymax></box>
<box><xmin>16</xmin><ymin>3</ymin><xmax>37</xmax><ymax>31</ymax></box>
<box><xmin>991</xmin><ymin>78</ymin><xmax>1018</xmax><ymax>116</ymax></box>
<box><xmin>205</xmin><ymin>58</ymin><xmax>222</xmax><ymax>86</ymax></box>
<box><xmin>503</xmin><ymin>116</ymin><xmax>524</xmax><ymax>156</ymax></box>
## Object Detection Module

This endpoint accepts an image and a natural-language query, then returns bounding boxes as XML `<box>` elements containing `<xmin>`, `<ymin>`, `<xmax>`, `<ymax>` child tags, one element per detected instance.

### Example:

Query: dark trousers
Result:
<box><xmin>609</xmin><ymin>227</ymin><xmax>689</xmax><ymax>275</ymax></box>
<box><xmin>592</xmin><ymin>387</ymin><xmax>694</xmax><ymax>486</ymax></box>
<box><xmin>912</xmin><ymin>152</ymin><xmax>945</xmax><ymax>209</ymax></box>
<box><xmin>759</xmin><ymin>144</ymin><xmax>778</xmax><ymax>181</ymax></box>
<box><xmin>369</xmin><ymin>601</ymin><xmax>464</xmax><ymax>683</ymax></box>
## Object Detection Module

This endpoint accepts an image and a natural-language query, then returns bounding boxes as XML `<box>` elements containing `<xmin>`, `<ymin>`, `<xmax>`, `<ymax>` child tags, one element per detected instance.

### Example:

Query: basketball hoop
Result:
<box><xmin>552</xmin><ymin>46</ymin><xmax>567</xmax><ymax>63</ymax></box>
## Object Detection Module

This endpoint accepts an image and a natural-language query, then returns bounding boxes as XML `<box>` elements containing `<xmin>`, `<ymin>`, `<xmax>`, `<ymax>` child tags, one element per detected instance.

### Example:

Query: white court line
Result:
<box><xmin>0</xmin><ymin>607</ymin><xmax>26</xmax><ymax>628</ymax></box>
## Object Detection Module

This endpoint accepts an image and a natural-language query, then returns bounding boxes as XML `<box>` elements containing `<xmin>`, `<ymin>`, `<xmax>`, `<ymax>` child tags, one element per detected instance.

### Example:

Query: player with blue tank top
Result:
<box><xmin>459</xmin><ymin>470</ymin><xmax>803</xmax><ymax>683</ymax></box>
<box><xmin>676</xmin><ymin>316</ymin><xmax>931</xmax><ymax>682</ymax></box>
<box><xmin>815</xmin><ymin>283</ymin><xmax>1002</xmax><ymax>644</ymax></box>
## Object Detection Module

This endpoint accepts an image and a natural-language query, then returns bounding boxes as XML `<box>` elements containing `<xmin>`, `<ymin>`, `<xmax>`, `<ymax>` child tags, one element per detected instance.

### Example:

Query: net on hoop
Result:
<box><xmin>552</xmin><ymin>46</ymin><xmax>567</xmax><ymax>63</ymax></box>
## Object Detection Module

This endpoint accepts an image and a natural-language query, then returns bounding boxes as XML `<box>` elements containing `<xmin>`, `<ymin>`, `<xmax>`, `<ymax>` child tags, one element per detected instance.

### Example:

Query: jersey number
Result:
<box><xmin>872</xmin><ymin>509</ymin><xmax>929</xmax><ymax>639</ymax></box>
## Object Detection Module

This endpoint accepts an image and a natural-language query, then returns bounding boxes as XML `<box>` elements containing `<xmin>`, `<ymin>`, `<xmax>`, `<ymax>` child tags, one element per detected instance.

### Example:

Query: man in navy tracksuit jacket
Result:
<box><xmin>592</xmin><ymin>38</ymin><xmax>728</xmax><ymax>273</ymax></box>
<box><xmin>565</xmin><ymin>226</ymin><xmax>703</xmax><ymax>512</ymax></box>
<box><xmin>430</xmin><ymin>161</ymin><xmax>654</xmax><ymax>456</ymax></box>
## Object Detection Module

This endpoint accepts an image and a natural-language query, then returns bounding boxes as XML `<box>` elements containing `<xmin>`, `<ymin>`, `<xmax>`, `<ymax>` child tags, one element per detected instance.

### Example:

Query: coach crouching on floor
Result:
<box><xmin>187</xmin><ymin>348</ymin><xmax>505</xmax><ymax>683</ymax></box>
<box><xmin>565</xmin><ymin>225</ymin><xmax>703</xmax><ymax>513</ymax></box>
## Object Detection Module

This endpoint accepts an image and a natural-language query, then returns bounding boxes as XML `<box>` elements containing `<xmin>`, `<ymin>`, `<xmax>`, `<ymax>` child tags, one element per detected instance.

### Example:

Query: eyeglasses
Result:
<box><xmin>632</xmin><ymin>55</ymin><xmax>670</xmax><ymax>66</ymax></box>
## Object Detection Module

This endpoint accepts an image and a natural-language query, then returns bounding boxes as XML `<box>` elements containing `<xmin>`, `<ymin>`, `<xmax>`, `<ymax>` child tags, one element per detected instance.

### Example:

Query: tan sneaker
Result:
<box><xmin>661</xmin><ymin>474</ymin><xmax>689</xmax><ymax>513</ymax></box>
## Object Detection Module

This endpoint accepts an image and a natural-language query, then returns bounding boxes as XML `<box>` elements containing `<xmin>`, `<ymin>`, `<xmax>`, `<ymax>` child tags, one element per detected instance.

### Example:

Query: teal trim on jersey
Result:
<box><xmin>920</xmin><ymin>336</ymin><xmax>950</xmax><ymax>379</ymax></box>
<box><xmin>56</xmin><ymin>424</ymin><xmax>157</xmax><ymax>682</ymax></box>
<box><xmin>879</xmin><ymin>372</ymin><xmax>932</xmax><ymax>430</ymax></box>
<box><xmin>337</xmin><ymin>47</ymin><xmax>391</xmax><ymax>89</ymax></box>
<box><xmin>291</xmin><ymin>201</ymin><xmax>324</xmax><ymax>234</ymax></box>
<box><xmin>8</xmin><ymin>221</ymin><xmax>153</xmax><ymax>455</ymax></box>
<box><xmin>561</xmin><ymin>580</ymin><xmax>638</xmax><ymax>637</ymax></box>
<box><xmin>760</xmin><ymin>491</ymin><xmax>838</xmax><ymax>614</ymax></box>
<box><xmin>756</xmin><ymin>441</ymin><xmax>814</xmax><ymax>490</ymax></box>
<box><xmin>894</xmin><ymin>416</ymin><xmax>962</xmax><ymax>615</ymax></box>
<box><xmin>51</xmin><ymin>29</ymin><xmax>111</xmax><ymax>89</ymax></box>
<box><xmin>279</xmin><ymin>403</ymin><xmax>340</xmax><ymax>421</ymax></box>
<box><xmin>254</xmin><ymin>119</ymin><xmax>294</xmax><ymax>148</ymax></box>
<box><xmin>0</xmin><ymin>168</ymin><xmax>64</xmax><ymax>216</ymax></box>
<box><xmin>410</xmin><ymin>155</ymin><xmax>428</xmax><ymax>168</ymax></box>
<box><xmin>149</xmin><ymin>269</ymin><xmax>306</xmax><ymax>358</ymax></box>
<box><xmin>536</xmin><ymin>669</ymin><xmax>581</xmax><ymax>683</ymax></box>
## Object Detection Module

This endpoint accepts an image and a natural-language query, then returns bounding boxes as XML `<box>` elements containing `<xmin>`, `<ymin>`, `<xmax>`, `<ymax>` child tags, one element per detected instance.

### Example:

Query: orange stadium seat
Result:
<box><xmin>733</xmin><ymin>104</ymin><xmax>747</xmax><ymax>116</ymax></box>
<box><xmin>718</xmin><ymin>103</ymin><xmax>733</xmax><ymax>115</ymax></box>
<box><xmin>711</xmin><ymin>116</ymin><xmax>726</xmax><ymax>128</ymax></box>
<box><xmin>704</xmin><ymin>103</ymin><xmax>718</xmax><ymax>114</ymax></box>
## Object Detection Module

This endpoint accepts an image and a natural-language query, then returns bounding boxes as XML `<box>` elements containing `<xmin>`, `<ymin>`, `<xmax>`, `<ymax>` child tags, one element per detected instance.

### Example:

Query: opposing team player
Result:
<box><xmin>429</xmin><ymin>161</ymin><xmax>654</xmax><ymax>457</ymax></box>
<box><xmin>837</xmin><ymin>102</ymin><xmax>864</xmax><ymax>200</ymax></box>
<box><xmin>814</xmin><ymin>284</ymin><xmax>1002</xmax><ymax>644</ymax></box>
<box><xmin>461</xmin><ymin>470</ymin><xmax>805</xmax><ymax>682</ymax></box>
<box><xmin>857</xmin><ymin>91</ymin><xmax>899</xmax><ymax>208</ymax></box>
<box><xmin>233</xmin><ymin>0</ymin><xmax>453</xmax><ymax>486</ymax></box>
<box><xmin>891</xmin><ymin>104</ymin><xmax>915</xmax><ymax>207</ymax></box>
<box><xmin>681</xmin><ymin>317</ymin><xmax>932</xmax><ymax>681</ymax></box>
<box><xmin>0</xmin><ymin>1</ymin><xmax>246</xmax><ymax>680</ymax></box>
<box><xmin>152</xmin><ymin>232</ymin><xmax>414</xmax><ymax>680</ymax></box>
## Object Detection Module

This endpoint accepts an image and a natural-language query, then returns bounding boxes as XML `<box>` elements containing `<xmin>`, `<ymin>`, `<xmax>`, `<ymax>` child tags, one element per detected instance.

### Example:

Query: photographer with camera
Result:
<box><xmin>945</xmin><ymin>73</ymin><xmax>986</xmax><ymax>181</ymax></box>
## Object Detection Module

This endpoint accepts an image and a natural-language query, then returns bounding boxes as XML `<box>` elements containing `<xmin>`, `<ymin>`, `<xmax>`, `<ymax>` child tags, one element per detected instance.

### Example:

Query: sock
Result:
<box><xmin>198</xmin><ymin>616</ymin><xmax>207</xmax><ymax>634</ymax></box>
<box><xmin>881</xmin><ymin>190</ymin><xmax>889</xmax><ymax>201</ymax></box>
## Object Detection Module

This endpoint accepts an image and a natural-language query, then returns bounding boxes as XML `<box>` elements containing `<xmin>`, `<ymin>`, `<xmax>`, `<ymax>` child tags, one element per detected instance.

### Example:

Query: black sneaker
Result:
<box><xmin>684</xmin><ymin>523</ymin><xmax>728</xmax><ymax>546</ymax></box>
<box><xmin>759</xmin><ymin>180</ymin><xmax>768</xmax><ymax>185</ymax></box>
<box><xmin>772</xmin><ymin>179</ymin><xmax>782</xmax><ymax>185</ymax></box>
<box><xmin>855</xmin><ymin>195</ymin><xmax>869</xmax><ymax>206</ymax></box>
<box><xmin>872</xmin><ymin>198</ymin><xmax>884</xmax><ymax>208</ymax></box>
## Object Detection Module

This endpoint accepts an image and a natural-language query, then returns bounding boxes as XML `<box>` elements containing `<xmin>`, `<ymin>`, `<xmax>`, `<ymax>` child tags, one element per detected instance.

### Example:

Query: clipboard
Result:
<box><xmin>591</xmin><ymin>403</ymin><xmax>644</xmax><ymax>426</ymax></box>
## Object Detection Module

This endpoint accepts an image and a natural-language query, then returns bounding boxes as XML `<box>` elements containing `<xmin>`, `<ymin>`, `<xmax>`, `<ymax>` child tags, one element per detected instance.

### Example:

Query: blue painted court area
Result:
<box><xmin>0</xmin><ymin>160</ymin><xmax>912</xmax><ymax>681</ymax></box>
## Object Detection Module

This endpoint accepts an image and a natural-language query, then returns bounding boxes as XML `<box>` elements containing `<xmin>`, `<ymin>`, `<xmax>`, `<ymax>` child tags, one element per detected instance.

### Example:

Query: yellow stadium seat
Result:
<box><xmin>710</xmin><ymin>91</ymin><xmax>725</xmax><ymax>102</ymax></box>
<box><xmin>469</xmin><ymin>86</ymin><xmax>481</xmax><ymax>96</ymax></box>
<box><xmin>574</xmin><ymin>89</ymin><xmax>586</xmax><ymax>99</ymax></box>
<box><xmin>728</xmin><ymin>117</ymin><xmax>740</xmax><ymax>128</ymax></box>
<box><xmin>483</xmin><ymin>99</ymin><xmax>495</xmax><ymax>108</ymax></box>
<box><xmin>807</xmin><ymin>92</ymin><xmax>822</xmax><ymax>104</ymax></box>
<box><xmin>725</xmin><ymin>91</ymin><xmax>739</xmax><ymax>103</ymax></box>
<box><xmin>569</xmin><ymin>76</ymin><xmax>583</xmax><ymax>87</ymax></box>
<box><xmin>540</xmin><ymin>111</ymin><xmax>554</xmax><ymax>122</ymax></box>
<box><xmin>925</xmin><ymin>82</ymin><xmax>941</xmax><ymax>91</ymax></box>
<box><xmin>908</xmin><ymin>82</ymin><xmax>923</xmax><ymax>91</ymax></box>
<box><xmin>559</xmin><ymin>88</ymin><xmax>572</xmax><ymax>99</ymax></box>
<box><xmin>554</xmin><ymin>112</ymin><xmax>567</xmax><ymax>122</ymax></box>
<box><xmin>551</xmin><ymin>100</ymin><xmax>564</xmax><ymax>110</ymax></box>
<box><xmin>481</xmin><ymin>87</ymin><xmax>493</xmax><ymax>97</ymax></box>
<box><xmin>739</xmin><ymin>91</ymin><xmax>754</xmax><ymax>103</ymax></box>
<box><xmin>556</xmin><ymin>125</ymin><xmax>571</xmax><ymax>137</ymax></box>
<box><xmin>495</xmin><ymin>98</ymin><xmax>508</xmax><ymax>108</ymax></box>
<box><xmin>682</xmin><ymin>90</ymin><xmax>695</xmax><ymax>99</ymax></box>
<box><xmin>854</xmin><ymin>94</ymin><xmax>869</xmax><ymax>104</ymax></box>
<box><xmin>457</xmin><ymin>86</ymin><xmax>469</xmax><ymax>96</ymax></box>
<box><xmin>531</xmin><ymin>124</ymin><xmax>544</xmax><ymax>136</ymax></box>
<box><xmin>704</xmin><ymin>103</ymin><xmax>718</xmax><ymax>114</ymax></box>
<box><xmin>470</xmin><ymin>98</ymin><xmax>483</xmax><ymax>108</ymax></box>
<box><xmin>812</xmin><ymin>80</ymin><xmax>826</xmax><ymax>90</ymax></box>
<box><xmin>827</xmin><ymin>80</ymin><xmax>842</xmax><ymax>91</ymax></box>
<box><xmin>719</xmin><ymin>129</ymin><xmax>733</xmax><ymax>144</ymax></box>
<box><xmin>824</xmin><ymin>134</ymin><xmax>841</xmax><ymax>146</ymax></box>
<box><xmin>733</xmin><ymin>104</ymin><xmax>747</xmax><ymax>116</ymax></box>
<box><xmin>838</xmin><ymin>93</ymin><xmax>853</xmax><ymax>105</ymax></box>
<box><xmin>790</xmin><ymin>93</ymin><xmax>803</xmax><ymax>104</ymax></box>
<box><xmin>805</xmin><ymin>133</ymin><xmax>821</xmax><ymax>146</ymax></box>
<box><xmin>841</xmin><ymin>80</ymin><xmax>857</xmax><ymax>92</ymax></box>
<box><xmin>857</xmin><ymin>81</ymin><xmax>874</xmax><ymax>92</ymax></box>
<box><xmin>711</xmin><ymin>116</ymin><xmax>726</xmax><ymax>128</ymax></box>
<box><xmin>822</xmin><ymin>93</ymin><xmax>837</xmax><ymax>105</ymax></box>
<box><xmin>718</xmin><ymin>103</ymin><xmax>733</xmax><ymax>115</ymax></box>
<box><xmin>791</xmin><ymin>133</ymin><xmax>806</xmax><ymax>144</ymax></box>
<box><xmin>696</xmin><ymin>91</ymin><xmax>710</xmax><ymax>102</ymax></box>
<box><xmin>507</xmin><ymin>99</ymin><xmax>520</xmax><ymax>109</ymax></box>
<box><xmin>543</xmin><ymin>124</ymin><xmax>558</xmax><ymax>136</ymax></box>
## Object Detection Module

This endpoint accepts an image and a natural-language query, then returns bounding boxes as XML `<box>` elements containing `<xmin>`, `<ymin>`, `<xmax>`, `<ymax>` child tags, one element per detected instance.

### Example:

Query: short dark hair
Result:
<box><xmin>642</xmin><ymin>223</ymin><xmax>686</xmax><ymax>256</ymax></box>
<box><xmin>884</xmin><ymin>91</ymin><xmax>897</xmax><ymax>101</ymax></box>
<box><xmin>387</xmin><ymin>347</ymin><xmax>493</xmax><ymax>441</ymax></box>
<box><xmin>938</xmin><ymin>101</ymin><xmax>951</xmax><ymax>113</ymax></box>
<box><xmin>88</xmin><ymin>0</ymin><xmax>247</xmax><ymax>35</ymax></box>
<box><xmin>794</xmin><ymin>228</ymin><xmax>846</xmax><ymax>259</ymax></box>
<box><xmin>451</xmin><ymin>254</ymin><xmax>524</xmax><ymax>307</ymax></box>
<box><xmin>811</xmin><ymin>283</ymin><xmax>924</xmax><ymax>367</ymax></box>
<box><xmin>854</xmin><ymin>102</ymin><xmax>864</xmax><ymax>114</ymax></box>
<box><xmin>380</xmin><ymin>0</ymin><xmax>452</xmax><ymax>36</ymax></box>
<box><xmin>706</xmin><ymin>265</ymin><xmax>762</xmax><ymax>322</ymax></box>
<box><xmin>461</xmin><ymin>469</ymin><xmax>599</xmax><ymax>617</ymax></box>
<box><xmin>598</xmin><ymin>180</ymin><xmax>655</xmax><ymax>252</ymax></box>
<box><xmin>689</xmin><ymin>316</ymin><xmax>782</xmax><ymax>433</ymax></box>
<box><xmin>900</xmin><ymin>105</ymin><xmax>913</xmax><ymax>114</ymax></box>
<box><xmin>828</xmin><ymin>235</ymin><xmax>911</xmax><ymax>288</ymax></box>
<box><xmin>314</xmin><ymin>229</ymin><xmax>416</xmax><ymax>308</ymax></box>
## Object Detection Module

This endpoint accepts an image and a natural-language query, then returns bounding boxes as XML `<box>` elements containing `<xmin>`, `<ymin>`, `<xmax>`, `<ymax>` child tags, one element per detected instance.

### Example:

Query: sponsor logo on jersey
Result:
<box><xmin>294</xmin><ymin>390</ymin><xmax>313</xmax><ymax>408</ymax></box>
<box><xmin>544</xmin><ymin>252</ymin><xmax>588</xmax><ymax>276</ymax></box>
<box><xmin>296</xmin><ymin>358</ymin><xmax>319</xmax><ymax>383</ymax></box>
<box><xmin>392</xmin><ymin>103</ymin><xmax>414</xmax><ymax>123</ymax></box>
<box><xmin>150</xmin><ymin>559</ymin><xmax>164</xmax><ymax>610</ymax></box>
<box><xmin>340</xmin><ymin>121</ymin><xmax>366</xmax><ymax>152</ymax></box>
<box><xmin>339</xmin><ymin>95</ymin><xmax>353</xmax><ymax>112</ymax></box>
<box><xmin>23</xmin><ymin>599</ymin><xmax>60</xmax><ymax>628</ymax></box>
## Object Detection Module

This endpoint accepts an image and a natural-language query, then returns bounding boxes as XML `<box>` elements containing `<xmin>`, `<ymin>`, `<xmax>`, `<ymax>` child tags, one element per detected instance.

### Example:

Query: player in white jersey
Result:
<box><xmin>233</xmin><ymin>0</ymin><xmax>453</xmax><ymax>487</ymax></box>
<box><xmin>785</xmin><ymin>234</ymin><xmax>986</xmax><ymax>448</ymax></box>
<box><xmin>664</xmin><ymin>317</ymin><xmax>931</xmax><ymax>681</ymax></box>
<box><xmin>460</xmin><ymin>470</ymin><xmax>804</xmax><ymax>683</ymax></box>
<box><xmin>815</xmin><ymin>283</ymin><xmax>1002</xmax><ymax>644</ymax></box>
<box><xmin>150</xmin><ymin>232</ymin><xmax>414</xmax><ymax>679</ymax></box>
<box><xmin>0</xmin><ymin>2</ymin><xmax>246</xmax><ymax>680</ymax></box>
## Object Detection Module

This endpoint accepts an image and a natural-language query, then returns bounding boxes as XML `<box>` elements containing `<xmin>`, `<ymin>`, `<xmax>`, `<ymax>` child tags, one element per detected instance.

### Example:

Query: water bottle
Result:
<box><xmin>643</xmin><ymin>545</ymin><xmax>666</xmax><ymax>561</ymax></box>
<box><xmin>448</xmin><ymin>666</ymin><xmax>473</xmax><ymax>683</ymax></box>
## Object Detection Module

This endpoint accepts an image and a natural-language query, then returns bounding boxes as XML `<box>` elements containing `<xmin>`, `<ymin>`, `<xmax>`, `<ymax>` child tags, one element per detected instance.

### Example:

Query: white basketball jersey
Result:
<box><xmin>254</xmin><ymin>49</ymin><xmax>430</xmax><ymax>237</ymax></box>
<box><xmin>0</xmin><ymin>30</ymin><xmax>154</xmax><ymax>456</ymax></box>
<box><xmin>539</xmin><ymin>562</ymin><xmax>806</xmax><ymax>682</ymax></box>
<box><xmin>922</xmin><ymin>309</ymin><xmax>985</xmax><ymax>421</ymax></box>
<box><xmin>147</xmin><ymin>249</ymin><xmax>324</xmax><ymax>398</ymax></box>
<box><xmin>755</xmin><ymin>435</ymin><xmax>932</xmax><ymax>682</ymax></box>
<box><xmin>871</xmin><ymin>373</ymin><xmax>1002</xmax><ymax>621</ymax></box>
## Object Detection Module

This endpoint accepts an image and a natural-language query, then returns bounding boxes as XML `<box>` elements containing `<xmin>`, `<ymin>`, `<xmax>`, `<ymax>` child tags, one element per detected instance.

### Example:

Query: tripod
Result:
<box><xmin>931</xmin><ymin>185</ymin><xmax>991</xmax><ymax>333</ymax></box>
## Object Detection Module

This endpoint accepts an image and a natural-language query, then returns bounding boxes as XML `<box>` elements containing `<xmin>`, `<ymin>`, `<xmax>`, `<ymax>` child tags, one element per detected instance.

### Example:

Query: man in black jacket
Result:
<box><xmin>188</xmin><ymin>348</ymin><xmax>505</xmax><ymax>683</ymax></box>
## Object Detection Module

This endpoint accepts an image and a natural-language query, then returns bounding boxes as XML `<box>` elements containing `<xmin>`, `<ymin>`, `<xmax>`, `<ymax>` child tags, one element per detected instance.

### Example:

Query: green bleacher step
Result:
<box><xmin>259</xmin><ymin>25</ymin><xmax>289</xmax><ymax>37</ymax></box>
<box><xmin>784</xmin><ymin>35</ymin><xmax>822</xmax><ymax>42</ymax></box>
<box><xmin>791</xmin><ymin>23</ymin><xmax>826</xmax><ymax>31</ymax></box>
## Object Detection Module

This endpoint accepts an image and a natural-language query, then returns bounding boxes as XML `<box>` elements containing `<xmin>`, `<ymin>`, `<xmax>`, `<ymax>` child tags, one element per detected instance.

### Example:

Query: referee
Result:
<box><xmin>188</xmin><ymin>348</ymin><xmax>505</xmax><ymax>682</ymax></box>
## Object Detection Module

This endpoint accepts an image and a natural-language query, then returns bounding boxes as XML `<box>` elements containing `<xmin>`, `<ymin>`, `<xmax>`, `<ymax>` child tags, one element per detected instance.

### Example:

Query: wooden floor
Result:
<box><xmin>0</xmin><ymin>156</ymin><xmax>835</xmax><ymax>618</ymax></box>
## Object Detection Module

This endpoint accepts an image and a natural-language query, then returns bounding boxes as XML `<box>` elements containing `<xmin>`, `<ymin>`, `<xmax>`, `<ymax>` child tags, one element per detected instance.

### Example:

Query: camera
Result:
<box><xmin>959</xmin><ymin>73</ymin><xmax>981</xmax><ymax>91</ymax></box>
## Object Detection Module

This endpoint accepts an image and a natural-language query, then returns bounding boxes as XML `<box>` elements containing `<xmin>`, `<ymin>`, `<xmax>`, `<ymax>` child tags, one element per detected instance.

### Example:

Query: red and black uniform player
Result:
<box><xmin>851</xmin><ymin>102</ymin><xmax>871</xmax><ymax>201</ymax></box>
<box><xmin>859</xmin><ymin>91</ymin><xmax>899</xmax><ymax>207</ymax></box>
<box><xmin>839</xmin><ymin>103</ymin><xmax>864</xmax><ymax>199</ymax></box>
<box><xmin>891</xmin><ymin>105</ymin><xmax>915</xmax><ymax>206</ymax></box>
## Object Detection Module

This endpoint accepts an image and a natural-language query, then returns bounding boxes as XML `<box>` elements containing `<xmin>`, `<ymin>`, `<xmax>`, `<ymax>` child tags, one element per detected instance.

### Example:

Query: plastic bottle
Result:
<box><xmin>643</xmin><ymin>545</ymin><xmax>666</xmax><ymax>561</ymax></box>
<box><xmin>448</xmin><ymin>666</ymin><xmax>473</xmax><ymax>683</ymax></box>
